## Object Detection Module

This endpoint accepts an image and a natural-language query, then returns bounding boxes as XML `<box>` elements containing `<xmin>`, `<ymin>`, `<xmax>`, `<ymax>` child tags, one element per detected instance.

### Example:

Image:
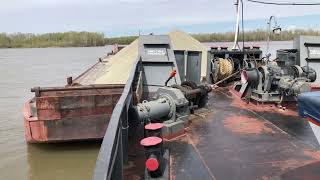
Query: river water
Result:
<box><xmin>0</xmin><ymin>41</ymin><xmax>292</xmax><ymax>180</ymax></box>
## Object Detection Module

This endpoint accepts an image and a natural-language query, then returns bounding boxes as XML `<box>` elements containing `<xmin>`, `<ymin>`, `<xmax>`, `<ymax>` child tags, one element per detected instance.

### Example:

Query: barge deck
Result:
<box><xmin>121</xmin><ymin>87</ymin><xmax>320</xmax><ymax>179</ymax></box>
<box><xmin>170</xmin><ymin>88</ymin><xmax>320</xmax><ymax>180</ymax></box>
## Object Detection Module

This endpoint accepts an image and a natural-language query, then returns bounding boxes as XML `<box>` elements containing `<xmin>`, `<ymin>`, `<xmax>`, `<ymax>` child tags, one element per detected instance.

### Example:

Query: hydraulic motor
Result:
<box><xmin>130</xmin><ymin>81</ymin><xmax>211</xmax><ymax>124</ymax></box>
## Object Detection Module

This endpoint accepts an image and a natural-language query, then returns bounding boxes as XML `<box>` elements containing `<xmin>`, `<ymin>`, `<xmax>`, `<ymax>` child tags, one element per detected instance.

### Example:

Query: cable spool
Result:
<box><xmin>211</xmin><ymin>58</ymin><xmax>235</xmax><ymax>83</ymax></box>
<box><xmin>219</xmin><ymin>58</ymin><xmax>233</xmax><ymax>77</ymax></box>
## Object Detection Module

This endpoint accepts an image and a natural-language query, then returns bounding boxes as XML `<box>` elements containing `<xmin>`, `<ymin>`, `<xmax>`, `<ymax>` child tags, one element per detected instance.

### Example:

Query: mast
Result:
<box><xmin>232</xmin><ymin>0</ymin><xmax>241</xmax><ymax>50</ymax></box>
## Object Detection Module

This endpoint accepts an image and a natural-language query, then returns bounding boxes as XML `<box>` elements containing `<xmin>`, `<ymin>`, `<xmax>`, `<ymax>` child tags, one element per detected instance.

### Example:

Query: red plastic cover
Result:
<box><xmin>140</xmin><ymin>136</ymin><xmax>162</xmax><ymax>146</ymax></box>
<box><xmin>145</xmin><ymin>123</ymin><xmax>164</xmax><ymax>130</ymax></box>
<box><xmin>146</xmin><ymin>157</ymin><xmax>159</xmax><ymax>171</ymax></box>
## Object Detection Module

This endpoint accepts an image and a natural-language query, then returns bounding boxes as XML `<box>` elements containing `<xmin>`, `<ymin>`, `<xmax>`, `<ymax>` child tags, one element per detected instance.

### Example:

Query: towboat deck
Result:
<box><xmin>126</xmin><ymin>87</ymin><xmax>320</xmax><ymax>180</ymax></box>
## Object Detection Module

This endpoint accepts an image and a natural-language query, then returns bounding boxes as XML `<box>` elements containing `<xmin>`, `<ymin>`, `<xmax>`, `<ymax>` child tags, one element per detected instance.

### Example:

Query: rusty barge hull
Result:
<box><xmin>23</xmin><ymin>85</ymin><xmax>123</xmax><ymax>143</ymax></box>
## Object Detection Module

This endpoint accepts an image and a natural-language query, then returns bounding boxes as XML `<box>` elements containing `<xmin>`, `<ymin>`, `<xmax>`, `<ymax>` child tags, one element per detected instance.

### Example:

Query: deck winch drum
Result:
<box><xmin>241</xmin><ymin>69</ymin><xmax>259</xmax><ymax>85</ymax></box>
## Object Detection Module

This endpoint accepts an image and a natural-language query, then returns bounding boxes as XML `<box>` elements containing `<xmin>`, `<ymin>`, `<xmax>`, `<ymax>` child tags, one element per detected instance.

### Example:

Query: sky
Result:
<box><xmin>1</xmin><ymin>0</ymin><xmax>320</xmax><ymax>37</ymax></box>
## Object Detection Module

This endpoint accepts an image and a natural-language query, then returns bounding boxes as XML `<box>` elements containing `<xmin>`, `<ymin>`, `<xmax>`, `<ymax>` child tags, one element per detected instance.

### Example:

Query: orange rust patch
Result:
<box><xmin>187</xmin><ymin>133</ymin><xmax>200</xmax><ymax>146</ymax></box>
<box><xmin>170</xmin><ymin>155</ymin><xmax>175</xmax><ymax>180</ymax></box>
<box><xmin>271</xmin><ymin>159</ymin><xmax>305</xmax><ymax>171</ymax></box>
<box><xmin>250</xmin><ymin>159</ymin><xmax>315</xmax><ymax>172</ymax></box>
<box><xmin>266</xmin><ymin>150</ymin><xmax>320</xmax><ymax>173</ymax></box>
<box><xmin>224</xmin><ymin>115</ymin><xmax>275</xmax><ymax>134</ymax></box>
<box><xmin>259</xmin><ymin>150</ymin><xmax>320</xmax><ymax>173</ymax></box>
<box><xmin>304</xmin><ymin>150</ymin><xmax>320</xmax><ymax>160</ymax></box>
<box><xmin>29</xmin><ymin>120</ymin><xmax>48</xmax><ymax>142</ymax></box>
<box><xmin>224</xmin><ymin>88</ymin><xmax>299</xmax><ymax>117</ymax></box>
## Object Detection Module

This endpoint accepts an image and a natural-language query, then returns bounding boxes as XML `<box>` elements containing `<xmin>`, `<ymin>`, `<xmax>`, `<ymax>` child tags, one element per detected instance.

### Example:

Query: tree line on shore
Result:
<box><xmin>192</xmin><ymin>29</ymin><xmax>320</xmax><ymax>42</ymax></box>
<box><xmin>1</xmin><ymin>29</ymin><xmax>320</xmax><ymax>48</ymax></box>
<box><xmin>0</xmin><ymin>32</ymin><xmax>105</xmax><ymax>48</ymax></box>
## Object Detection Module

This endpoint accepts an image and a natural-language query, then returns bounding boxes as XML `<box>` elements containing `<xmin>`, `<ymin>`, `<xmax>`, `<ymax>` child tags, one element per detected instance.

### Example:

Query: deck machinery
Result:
<box><xmin>233</xmin><ymin>36</ymin><xmax>319</xmax><ymax>104</ymax></box>
<box><xmin>89</xmin><ymin>35</ymin><xmax>320</xmax><ymax>180</ymax></box>
<box><xmin>112</xmin><ymin>35</ymin><xmax>211</xmax><ymax>179</ymax></box>
<box><xmin>236</xmin><ymin>62</ymin><xmax>316</xmax><ymax>103</ymax></box>
<box><xmin>207</xmin><ymin>46</ymin><xmax>263</xmax><ymax>84</ymax></box>
<box><xmin>135</xmin><ymin>35</ymin><xmax>210</xmax><ymax>135</ymax></box>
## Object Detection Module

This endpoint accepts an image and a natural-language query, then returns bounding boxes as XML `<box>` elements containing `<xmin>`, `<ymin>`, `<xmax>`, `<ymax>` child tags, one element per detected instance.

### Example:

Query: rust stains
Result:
<box><xmin>24</xmin><ymin>86</ymin><xmax>123</xmax><ymax>143</ymax></box>
<box><xmin>170</xmin><ymin>156</ymin><xmax>176</xmax><ymax>180</ymax></box>
<box><xmin>227</xmin><ymin>88</ymin><xmax>299</xmax><ymax>117</ymax></box>
<box><xmin>187</xmin><ymin>133</ymin><xmax>201</xmax><ymax>146</ymax></box>
<box><xmin>223</xmin><ymin>115</ymin><xmax>275</xmax><ymax>134</ymax></box>
<box><xmin>304</xmin><ymin>150</ymin><xmax>320</xmax><ymax>160</ymax></box>
<box><xmin>265</xmin><ymin>150</ymin><xmax>320</xmax><ymax>174</ymax></box>
<box><xmin>271</xmin><ymin>159</ymin><xmax>305</xmax><ymax>171</ymax></box>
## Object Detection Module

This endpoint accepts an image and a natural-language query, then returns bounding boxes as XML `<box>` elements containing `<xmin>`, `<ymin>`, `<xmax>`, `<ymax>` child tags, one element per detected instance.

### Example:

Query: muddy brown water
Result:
<box><xmin>0</xmin><ymin>41</ymin><xmax>291</xmax><ymax>180</ymax></box>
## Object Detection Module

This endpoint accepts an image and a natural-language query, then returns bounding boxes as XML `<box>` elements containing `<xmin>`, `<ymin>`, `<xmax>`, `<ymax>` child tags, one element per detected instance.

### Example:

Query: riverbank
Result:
<box><xmin>1</xmin><ymin>29</ymin><xmax>319</xmax><ymax>48</ymax></box>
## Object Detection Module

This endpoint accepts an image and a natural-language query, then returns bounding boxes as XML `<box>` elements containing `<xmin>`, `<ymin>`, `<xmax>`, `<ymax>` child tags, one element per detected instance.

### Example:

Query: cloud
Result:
<box><xmin>0</xmin><ymin>0</ymin><xmax>319</xmax><ymax>35</ymax></box>
<box><xmin>287</xmin><ymin>25</ymin><xmax>297</xmax><ymax>30</ymax></box>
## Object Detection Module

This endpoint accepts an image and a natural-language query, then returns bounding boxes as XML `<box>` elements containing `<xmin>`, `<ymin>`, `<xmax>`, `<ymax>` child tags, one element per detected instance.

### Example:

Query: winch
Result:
<box><xmin>130</xmin><ymin>81</ymin><xmax>211</xmax><ymax>136</ymax></box>
<box><xmin>236</xmin><ymin>62</ymin><xmax>316</xmax><ymax>103</ymax></box>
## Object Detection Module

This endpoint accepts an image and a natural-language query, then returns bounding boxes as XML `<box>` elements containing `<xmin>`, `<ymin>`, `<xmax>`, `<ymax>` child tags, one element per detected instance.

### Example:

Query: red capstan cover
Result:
<box><xmin>140</xmin><ymin>136</ymin><xmax>162</xmax><ymax>147</ymax></box>
<box><xmin>145</xmin><ymin>123</ymin><xmax>164</xmax><ymax>130</ymax></box>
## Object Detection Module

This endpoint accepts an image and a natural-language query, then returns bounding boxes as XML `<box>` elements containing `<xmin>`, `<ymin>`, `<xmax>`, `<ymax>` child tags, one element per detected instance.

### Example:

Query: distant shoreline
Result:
<box><xmin>0</xmin><ymin>40</ymin><xmax>294</xmax><ymax>49</ymax></box>
<box><xmin>0</xmin><ymin>40</ymin><xmax>295</xmax><ymax>49</ymax></box>
<box><xmin>0</xmin><ymin>29</ymin><xmax>319</xmax><ymax>48</ymax></box>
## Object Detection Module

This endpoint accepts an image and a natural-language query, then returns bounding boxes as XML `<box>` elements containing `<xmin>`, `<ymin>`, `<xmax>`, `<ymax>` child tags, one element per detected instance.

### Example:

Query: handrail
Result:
<box><xmin>93</xmin><ymin>59</ymin><xmax>140</xmax><ymax>180</ymax></box>
<box><xmin>31</xmin><ymin>84</ymin><xmax>124</xmax><ymax>92</ymax></box>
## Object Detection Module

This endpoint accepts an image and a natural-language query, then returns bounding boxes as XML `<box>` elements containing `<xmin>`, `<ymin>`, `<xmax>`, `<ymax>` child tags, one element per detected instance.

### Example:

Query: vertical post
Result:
<box><xmin>184</xmin><ymin>51</ymin><xmax>188</xmax><ymax>81</ymax></box>
<box><xmin>266</xmin><ymin>15</ymin><xmax>281</xmax><ymax>58</ymax></box>
<box><xmin>67</xmin><ymin>77</ymin><xmax>73</xmax><ymax>85</ymax></box>
<box><xmin>266</xmin><ymin>16</ymin><xmax>273</xmax><ymax>57</ymax></box>
<box><xmin>232</xmin><ymin>0</ymin><xmax>241</xmax><ymax>50</ymax></box>
<box><xmin>198</xmin><ymin>52</ymin><xmax>202</xmax><ymax>83</ymax></box>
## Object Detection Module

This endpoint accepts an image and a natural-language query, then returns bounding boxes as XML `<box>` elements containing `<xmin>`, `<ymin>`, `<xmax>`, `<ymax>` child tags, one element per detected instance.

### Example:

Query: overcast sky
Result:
<box><xmin>1</xmin><ymin>0</ymin><xmax>320</xmax><ymax>36</ymax></box>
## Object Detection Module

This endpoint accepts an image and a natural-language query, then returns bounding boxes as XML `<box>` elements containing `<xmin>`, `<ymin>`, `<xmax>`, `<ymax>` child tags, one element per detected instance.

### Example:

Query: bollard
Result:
<box><xmin>140</xmin><ymin>137</ymin><xmax>165</xmax><ymax>178</ymax></box>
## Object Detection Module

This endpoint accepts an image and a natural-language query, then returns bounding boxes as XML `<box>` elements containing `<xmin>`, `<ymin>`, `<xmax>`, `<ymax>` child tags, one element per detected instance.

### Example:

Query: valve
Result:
<box><xmin>165</xmin><ymin>69</ymin><xmax>177</xmax><ymax>86</ymax></box>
